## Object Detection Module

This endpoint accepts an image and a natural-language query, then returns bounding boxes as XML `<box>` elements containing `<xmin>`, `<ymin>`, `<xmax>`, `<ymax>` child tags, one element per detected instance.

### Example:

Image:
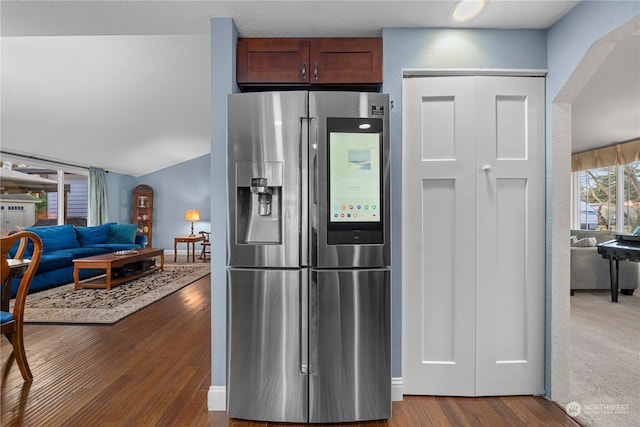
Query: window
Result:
<box><xmin>573</xmin><ymin>162</ymin><xmax>640</xmax><ymax>232</ymax></box>
<box><xmin>622</xmin><ymin>162</ymin><xmax>640</xmax><ymax>232</ymax></box>
<box><xmin>0</xmin><ymin>157</ymin><xmax>88</xmax><ymax>229</ymax></box>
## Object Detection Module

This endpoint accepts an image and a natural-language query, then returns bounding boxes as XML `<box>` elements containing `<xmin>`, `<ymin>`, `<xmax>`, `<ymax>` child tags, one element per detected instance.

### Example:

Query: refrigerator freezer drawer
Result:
<box><xmin>227</xmin><ymin>268</ymin><xmax>308</xmax><ymax>422</ymax></box>
<box><xmin>309</xmin><ymin>268</ymin><xmax>391</xmax><ymax>423</ymax></box>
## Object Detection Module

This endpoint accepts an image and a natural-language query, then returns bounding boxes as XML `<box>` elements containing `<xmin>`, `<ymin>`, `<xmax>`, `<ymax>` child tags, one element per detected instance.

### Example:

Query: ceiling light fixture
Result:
<box><xmin>451</xmin><ymin>0</ymin><xmax>485</xmax><ymax>22</ymax></box>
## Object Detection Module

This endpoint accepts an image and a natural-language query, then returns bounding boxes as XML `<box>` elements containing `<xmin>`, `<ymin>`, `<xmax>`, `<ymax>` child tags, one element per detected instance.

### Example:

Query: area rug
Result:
<box><xmin>13</xmin><ymin>263</ymin><xmax>210</xmax><ymax>325</ymax></box>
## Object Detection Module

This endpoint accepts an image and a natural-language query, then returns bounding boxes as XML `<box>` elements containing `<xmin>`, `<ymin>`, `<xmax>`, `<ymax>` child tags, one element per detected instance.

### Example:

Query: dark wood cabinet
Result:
<box><xmin>237</xmin><ymin>37</ymin><xmax>382</xmax><ymax>91</ymax></box>
<box><xmin>237</xmin><ymin>38</ymin><xmax>310</xmax><ymax>84</ymax></box>
<box><xmin>132</xmin><ymin>184</ymin><xmax>153</xmax><ymax>247</ymax></box>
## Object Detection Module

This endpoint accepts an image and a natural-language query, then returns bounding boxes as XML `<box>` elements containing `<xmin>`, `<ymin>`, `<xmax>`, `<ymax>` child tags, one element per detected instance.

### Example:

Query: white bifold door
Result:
<box><xmin>402</xmin><ymin>76</ymin><xmax>545</xmax><ymax>396</ymax></box>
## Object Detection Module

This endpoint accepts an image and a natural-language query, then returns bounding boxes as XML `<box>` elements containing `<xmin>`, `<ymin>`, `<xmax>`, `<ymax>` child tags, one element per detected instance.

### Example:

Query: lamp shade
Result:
<box><xmin>184</xmin><ymin>210</ymin><xmax>200</xmax><ymax>221</ymax></box>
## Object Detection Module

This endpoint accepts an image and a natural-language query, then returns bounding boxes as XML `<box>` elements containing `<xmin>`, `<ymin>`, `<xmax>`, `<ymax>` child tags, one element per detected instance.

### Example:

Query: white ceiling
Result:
<box><xmin>1</xmin><ymin>1</ymin><xmax>637</xmax><ymax>176</ymax></box>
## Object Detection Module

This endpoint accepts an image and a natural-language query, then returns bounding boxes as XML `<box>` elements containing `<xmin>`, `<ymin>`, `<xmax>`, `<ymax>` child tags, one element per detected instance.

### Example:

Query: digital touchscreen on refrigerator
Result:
<box><xmin>329</xmin><ymin>132</ymin><xmax>381</xmax><ymax>223</ymax></box>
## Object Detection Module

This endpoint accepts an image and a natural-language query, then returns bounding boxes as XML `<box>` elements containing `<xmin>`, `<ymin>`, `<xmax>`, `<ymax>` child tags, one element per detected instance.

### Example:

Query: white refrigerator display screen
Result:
<box><xmin>329</xmin><ymin>132</ymin><xmax>381</xmax><ymax>223</ymax></box>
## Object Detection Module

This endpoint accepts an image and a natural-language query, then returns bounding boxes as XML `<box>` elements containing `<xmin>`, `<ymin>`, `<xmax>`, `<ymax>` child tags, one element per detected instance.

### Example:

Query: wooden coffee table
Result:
<box><xmin>73</xmin><ymin>248</ymin><xmax>164</xmax><ymax>291</ymax></box>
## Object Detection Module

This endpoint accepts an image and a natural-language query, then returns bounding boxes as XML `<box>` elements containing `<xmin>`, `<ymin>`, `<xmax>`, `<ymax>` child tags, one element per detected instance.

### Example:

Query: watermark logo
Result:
<box><xmin>566</xmin><ymin>401</ymin><xmax>581</xmax><ymax>417</ymax></box>
<box><xmin>565</xmin><ymin>401</ymin><xmax>630</xmax><ymax>417</ymax></box>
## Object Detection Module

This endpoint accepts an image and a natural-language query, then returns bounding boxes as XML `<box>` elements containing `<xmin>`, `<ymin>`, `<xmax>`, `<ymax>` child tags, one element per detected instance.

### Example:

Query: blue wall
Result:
<box><xmin>106</xmin><ymin>154</ymin><xmax>211</xmax><ymax>250</ymax></box>
<box><xmin>137</xmin><ymin>154</ymin><xmax>211</xmax><ymax>249</ymax></box>
<box><xmin>210</xmin><ymin>17</ymin><xmax>238</xmax><ymax>390</ymax></box>
<box><xmin>547</xmin><ymin>0</ymin><xmax>639</xmax><ymax>102</ymax></box>
<box><xmin>382</xmin><ymin>28</ymin><xmax>547</xmax><ymax>380</ymax></box>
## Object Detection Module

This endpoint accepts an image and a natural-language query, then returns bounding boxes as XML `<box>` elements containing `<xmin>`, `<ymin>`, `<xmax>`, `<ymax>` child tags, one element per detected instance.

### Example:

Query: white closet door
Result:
<box><xmin>402</xmin><ymin>75</ymin><xmax>545</xmax><ymax>396</ymax></box>
<box><xmin>474</xmin><ymin>77</ymin><xmax>545</xmax><ymax>395</ymax></box>
<box><xmin>402</xmin><ymin>76</ymin><xmax>477</xmax><ymax>396</ymax></box>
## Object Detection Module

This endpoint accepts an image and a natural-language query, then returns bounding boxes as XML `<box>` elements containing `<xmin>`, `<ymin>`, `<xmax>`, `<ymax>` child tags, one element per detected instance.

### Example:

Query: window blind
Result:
<box><xmin>572</xmin><ymin>139</ymin><xmax>640</xmax><ymax>172</ymax></box>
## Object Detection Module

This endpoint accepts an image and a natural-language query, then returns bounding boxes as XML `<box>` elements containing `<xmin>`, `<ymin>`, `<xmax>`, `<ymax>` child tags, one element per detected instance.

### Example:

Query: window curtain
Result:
<box><xmin>89</xmin><ymin>167</ymin><xmax>109</xmax><ymax>225</ymax></box>
<box><xmin>572</xmin><ymin>139</ymin><xmax>640</xmax><ymax>172</ymax></box>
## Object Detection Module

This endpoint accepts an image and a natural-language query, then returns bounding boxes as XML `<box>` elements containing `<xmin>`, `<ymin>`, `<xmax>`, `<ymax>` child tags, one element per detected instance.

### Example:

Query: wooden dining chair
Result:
<box><xmin>199</xmin><ymin>231</ymin><xmax>211</xmax><ymax>261</ymax></box>
<box><xmin>1</xmin><ymin>230</ymin><xmax>43</xmax><ymax>381</ymax></box>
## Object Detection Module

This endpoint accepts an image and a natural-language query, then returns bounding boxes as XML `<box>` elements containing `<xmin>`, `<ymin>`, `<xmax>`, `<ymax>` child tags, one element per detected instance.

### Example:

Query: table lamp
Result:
<box><xmin>184</xmin><ymin>210</ymin><xmax>200</xmax><ymax>237</ymax></box>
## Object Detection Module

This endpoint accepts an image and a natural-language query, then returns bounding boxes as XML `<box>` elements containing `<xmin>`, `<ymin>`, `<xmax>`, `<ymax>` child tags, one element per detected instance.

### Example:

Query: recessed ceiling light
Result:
<box><xmin>451</xmin><ymin>0</ymin><xmax>485</xmax><ymax>22</ymax></box>
<box><xmin>359</xmin><ymin>123</ymin><xmax>371</xmax><ymax>130</ymax></box>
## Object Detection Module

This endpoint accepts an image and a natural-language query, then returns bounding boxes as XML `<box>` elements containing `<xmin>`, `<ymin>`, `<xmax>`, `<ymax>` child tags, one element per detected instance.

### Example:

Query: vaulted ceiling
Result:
<box><xmin>1</xmin><ymin>1</ymin><xmax>637</xmax><ymax>176</ymax></box>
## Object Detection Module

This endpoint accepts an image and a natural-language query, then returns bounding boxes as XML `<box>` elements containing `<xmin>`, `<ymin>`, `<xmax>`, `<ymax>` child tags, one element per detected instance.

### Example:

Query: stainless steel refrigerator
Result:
<box><xmin>226</xmin><ymin>91</ymin><xmax>390</xmax><ymax>423</ymax></box>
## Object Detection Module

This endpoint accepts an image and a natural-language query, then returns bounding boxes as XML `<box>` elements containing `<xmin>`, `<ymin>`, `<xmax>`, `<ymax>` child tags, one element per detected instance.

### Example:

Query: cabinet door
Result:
<box><xmin>310</xmin><ymin>38</ymin><xmax>382</xmax><ymax>85</ymax></box>
<box><xmin>237</xmin><ymin>38</ymin><xmax>310</xmax><ymax>84</ymax></box>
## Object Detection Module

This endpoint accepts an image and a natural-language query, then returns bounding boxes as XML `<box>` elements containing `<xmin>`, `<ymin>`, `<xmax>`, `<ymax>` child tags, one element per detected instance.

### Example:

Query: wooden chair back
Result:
<box><xmin>198</xmin><ymin>231</ymin><xmax>211</xmax><ymax>260</ymax></box>
<box><xmin>1</xmin><ymin>230</ymin><xmax>43</xmax><ymax>381</ymax></box>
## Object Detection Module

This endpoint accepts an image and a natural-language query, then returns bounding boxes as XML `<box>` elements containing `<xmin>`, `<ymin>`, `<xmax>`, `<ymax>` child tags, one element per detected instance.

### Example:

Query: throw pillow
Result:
<box><xmin>570</xmin><ymin>235</ymin><xmax>578</xmax><ymax>245</ymax></box>
<box><xmin>75</xmin><ymin>223</ymin><xmax>114</xmax><ymax>246</ymax></box>
<box><xmin>106</xmin><ymin>224</ymin><xmax>138</xmax><ymax>244</ymax></box>
<box><xmin>26</xmin><ymin>224</ymin><xmax>80</xmax><ymax>253</ymax></box>
<box><xmin>572</xmin><ymin>237</ymin><xmax>598</xmax><ymax>247</ymax></box>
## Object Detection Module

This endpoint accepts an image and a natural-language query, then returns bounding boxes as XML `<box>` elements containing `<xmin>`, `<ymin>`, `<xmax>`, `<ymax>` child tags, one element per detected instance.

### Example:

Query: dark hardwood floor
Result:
<box><xmin>1</xmin><ymin>272</ymin><xmax>582</xmax><ymax>426</ymax></box>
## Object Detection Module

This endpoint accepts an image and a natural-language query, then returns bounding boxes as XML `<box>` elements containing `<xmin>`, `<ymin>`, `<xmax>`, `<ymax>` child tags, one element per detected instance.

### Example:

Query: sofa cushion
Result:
<box><xmin>570</xmin><ymin>229</ymin><xmax>615</xmax><ymax>244</ymax></box>
<box><xmin>26</xmin><ymin>224</ymin><xmax>80</xmax><ymax>254</ymax></box>
<box><xmin>87</xmin><ymin>243</ymin><xmax>142</xmax><ymax>252</ymax></box>
<box><xmin>63</xmin><ymin>247</ymin><xmax>111</xmax><ymax>258</ymax></box>
<box><xmin>36</xmin><ymin>252</ymin><xmax>76</xmax><ymax>274</ymax></box>
<box><xmin>75</xmin><ymin>223</ymin><xmax>114</xmax><ymax>246</ymax></box>
<box><xmin>106</xmin><ymin>224</ymin><xmax>137</xmax><ymax>244</ymax></box>
<box><xmin>572</xmin><ymin>237</ymin><xmax>598</xmax><ymax>247</ymax></box>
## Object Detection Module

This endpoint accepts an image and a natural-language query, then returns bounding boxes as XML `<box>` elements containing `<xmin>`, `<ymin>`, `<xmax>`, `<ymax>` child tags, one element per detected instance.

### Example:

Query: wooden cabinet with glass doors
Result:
<box><xmin>132</xmin><ymin>184</ymin><xmax>153</xmax><ymax>247</ymax></box>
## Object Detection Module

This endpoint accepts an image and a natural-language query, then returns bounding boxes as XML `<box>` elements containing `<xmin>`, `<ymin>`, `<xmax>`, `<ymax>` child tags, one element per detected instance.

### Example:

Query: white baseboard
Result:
<box><xmin>392</xmin><ymin>377</ymin><xmax>403</xmax><ymax>401</ymax></box>
<box><xmin>208</xmin><ymin>386</ymin><xmax>226</xmax><ymax>411</ymax></box>
<box><xmin>207</xmin><ymin>379</ymin><xmax>403</xmax><ymax>412</ymax></box>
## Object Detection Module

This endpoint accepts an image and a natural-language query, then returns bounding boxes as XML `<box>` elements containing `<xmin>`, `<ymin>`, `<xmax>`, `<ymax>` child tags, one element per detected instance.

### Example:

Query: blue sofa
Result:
<box><xmin>9</xmin><ymin>223</ymin><xmax>147</xmax><ymax>297</ymax></box>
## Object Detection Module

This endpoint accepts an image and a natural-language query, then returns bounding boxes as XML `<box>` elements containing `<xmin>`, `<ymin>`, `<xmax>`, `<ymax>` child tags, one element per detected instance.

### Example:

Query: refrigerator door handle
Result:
<box><xmin>309</xmin><ymin>271</ymin><xmax>319</xmax><ymax>375</ymax></box>
<box><xmin>308</xmin><ymin>116</ymin><xmax>318</xmax><ymax>265</ymax></box>
<box><xmin>300</xmin><ymin>117</ymin><xmax>310</xmax><ymax>266</ymax></box>
<box><xmin>300</xmin><ymin>271</ymin><xmax>309</xmax><ymax>375</ymax></box>
<box><xmin>309</xmin><ymin>117</ymin><xmax>319</xmax><ymax>208</ymax></box>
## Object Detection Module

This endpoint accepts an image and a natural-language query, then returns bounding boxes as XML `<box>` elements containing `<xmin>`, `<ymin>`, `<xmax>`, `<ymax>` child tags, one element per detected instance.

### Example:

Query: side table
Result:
<box><xmin>174</xmin><ymin>235</ymin><xmax>204</xmax><ymax>263</ymax></box>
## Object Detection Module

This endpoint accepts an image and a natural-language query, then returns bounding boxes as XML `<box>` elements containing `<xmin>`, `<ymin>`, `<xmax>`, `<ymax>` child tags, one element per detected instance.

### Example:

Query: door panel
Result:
<box><xmin>227</xmin><ymin>269</ymin><xmax>307</xmax><ymax>422</ymax></box>
<box><xmin>475</xmin><ymin>77</ymin><xmax>545</xmax><ymax>395</ymax></box>
<box><xmin>309</xmin><ymin>269</ymin><xmax>391</xmax><ymax>422</ymax></box>
<box><xmin>402</xmin><ymin>76</ymin><xmax>545</xmax><ymax>396</ymax></box>
<box><xmin>402</xmin><ymin>77</ymin><xmax>477</xmax><ymax>396</ymax></box>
